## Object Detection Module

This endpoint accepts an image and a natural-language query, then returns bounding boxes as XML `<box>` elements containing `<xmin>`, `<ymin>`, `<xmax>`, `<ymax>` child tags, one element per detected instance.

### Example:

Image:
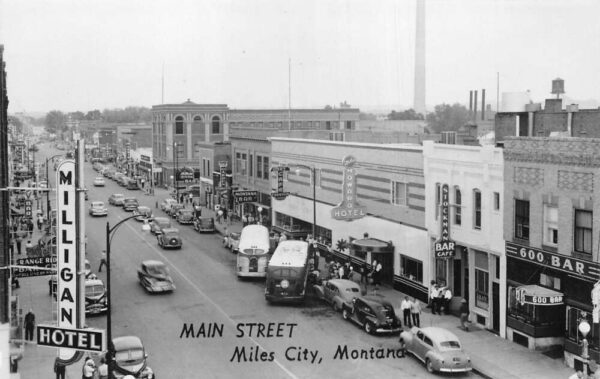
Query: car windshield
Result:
<box><xmin>85</xmin><ymin>285</ymin><xmax>105</xmax><ymax>296</ymax></box>
<box><xmin>158</xmin><ymin>221</ymin><xmax>171</xmax><ymax>228</ymax></box>
<box><xmin>114</xmin><ymin>194</ymin><xmax>124</xmax><ymax>199</ymax></box>
<box><xmin>439</xmin><ymin>340</ymin><xmax>462</xmax><ymax>351</ymax></box>
<box><xmin>180</xmin><ymin>210</ymin><xmax>193</xmax><ymax>216</ymax></box>
<box><xmin>114</xmin><ymin>348</ymin><xmax>145</xmax><ymax>364</ymax></box>
<box><xmin>147</xmin><ymin>265</ymin><xmax>168</xmax><ymax>276</ymax></box>
<box><xmin>231</xmin><ymin>233</ymin><xmax>240</xmax><ymax>240</ymax></box>
<box><xmin>164</xmin><ymin>232</ymin><xmax>179</xmax><ymax>238</ymax></box>
<box><xmin>345</xmin><ymin>288</ymin><xmax>360</xmax><ymax>293</ymax></box>
<box><xmin>124</xmin><ymin>199</ymin><xmax>138</xmax><ymax>204</ymax></box>
<box><xmin>92</xmin><ymin>202</ymin><xmax>104</xmax><ymax>207</ymax></box>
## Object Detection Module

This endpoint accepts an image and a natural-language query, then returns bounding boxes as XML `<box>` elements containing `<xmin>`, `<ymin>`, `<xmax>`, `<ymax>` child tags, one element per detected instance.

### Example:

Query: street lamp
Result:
<box><xmin>579</xmin><ymin>317</ymin><xmax>591</xmax><ymax>378</ymax></box>
<box><xmin>257</xmin><ymin>206</ymin><xmax>263</xmax><ymax>225</ymax></box>
<box><xmin>105</xmin><ymin>215</ymin><xmax>150</xmax><ymax>378</ymax></box>
<box><xmin>46</xmin><ymin>154</ymin><xmax>64</xmax><ymax>223</ymax></box>
<box><xmin>174</xmin><ymin>142</ymin><xmax>179</xmax><ymax>203</ymax></box>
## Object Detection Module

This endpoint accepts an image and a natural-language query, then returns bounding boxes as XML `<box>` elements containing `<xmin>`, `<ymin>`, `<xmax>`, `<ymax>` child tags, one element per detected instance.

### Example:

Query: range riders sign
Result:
<box><xmin>434</xmin><ymin>184</ymin><xmax>456</xmax><ymax>259</ymax></box>
<box><xmin>331</xmin><ymin>155</ymin><xmax>366</xmax><ymax>221</ymax></box>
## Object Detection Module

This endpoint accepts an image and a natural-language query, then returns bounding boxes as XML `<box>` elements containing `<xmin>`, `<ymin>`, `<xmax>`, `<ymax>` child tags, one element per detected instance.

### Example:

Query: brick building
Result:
<box><xmin>503</xmin><ymin>137</ymin><xmax>600</xmax><ymax>371</ymax></box>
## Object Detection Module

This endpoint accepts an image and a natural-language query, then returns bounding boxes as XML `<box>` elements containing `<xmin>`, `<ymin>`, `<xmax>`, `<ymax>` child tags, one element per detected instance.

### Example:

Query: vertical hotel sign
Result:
<box><xmin>434</xmin><ymin>184</ymin><xmax>456</xmax><ymax>258</ymax></box>
<box><xmin>56</xmin><ymin>160</ymin><xmax>79</xmax><ymax>355</ymax></box>
<box><xmin>331</xmin><ymin>155</ymin><xmax>366</xmax><ymax>220</ymax></box>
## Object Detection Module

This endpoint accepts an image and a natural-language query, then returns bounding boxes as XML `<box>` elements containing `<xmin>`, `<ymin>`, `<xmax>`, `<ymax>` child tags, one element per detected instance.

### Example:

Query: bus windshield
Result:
<box><xmin>241</xmin><ymin>248</ymin><xmax>266</xmax><ymax>256</ymax></box>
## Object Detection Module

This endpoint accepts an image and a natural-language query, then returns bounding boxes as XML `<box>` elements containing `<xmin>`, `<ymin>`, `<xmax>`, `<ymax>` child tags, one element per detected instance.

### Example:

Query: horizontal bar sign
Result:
<box><xmin>234</xmin><ymin>190</ymin><xmax>258</xmax><ymax>203</ymax></box>
<box><xmin>37</xmin><ymin>325</ymin><xmax>106</xmax><ymax>353</ymax></box>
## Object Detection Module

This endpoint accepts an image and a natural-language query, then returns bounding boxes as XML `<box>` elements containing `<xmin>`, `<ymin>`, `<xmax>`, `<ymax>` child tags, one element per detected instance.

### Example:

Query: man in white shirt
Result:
<box><xmin>400</xmin><ymin>296</ymin><xmax>412</xmax><ymax>328</ymax></box>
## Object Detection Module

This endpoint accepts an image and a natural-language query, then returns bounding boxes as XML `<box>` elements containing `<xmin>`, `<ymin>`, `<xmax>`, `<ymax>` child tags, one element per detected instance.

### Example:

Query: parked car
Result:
<box><xmin>84</xmin><ymin>259</ymin><xmax>97</xmax><ymax>280</ymax></box>
<box><xmin>84</xmin><ymin>279</ymin><xmax>108</xmax><ymax>315</ymax></box>
<box><xmin>122</xmin><ymin>197</ymin><xmax>139</xmax><ymax>212</ymax></box>
<box><xmin>117</xmin><ymin>175</ymin><xmax>129</xmax><ymax>187</ymax></box>
<box><xmin>157</xmin><ymin>228</ymin><xmax>182</xmax><ymax>249</ymax></box>
<box><xmin>149</xmin><ymin>217</ymin><xmax>171</xmax><ymax>235</ymax></box>
<box><xmin>93</xmin><ymin>176</ymin><xmax>105</xmax><ymax>186</ymax></box>
<box><xmin>160</xmin><ymin>198</ymin><xmax>178</xmax><ymax>213</ymax></box>
<box><xmin>193</xmin><ymin>216</ymin><xmax>215</xmax><ymax>233</ymax></box>
<box><xmin>399</xmin><ymin>326</ymin><xmax>472</xmax><ymax>373</ymax></box>
<box><xmin>108</xmin><ymin>193</ymin><xmax>125</xmax><ymax>206</ymax></box>
<box><xmin>133</xmin><ymin>206</ymin><xmax>153</xmax><ymax>221</ymax></box>
<box><xmin>88</xmin><ymin>201</ymin><xmax>108</xmax><ymax>217</ymax></box>
<box><xmin>110</xmin><ymin>335</ymin><xmax>155</xmax><ymax>378</ymax></box>
<box><xmin>341</xmin><ymin>296</ymin><xmax>402</xmax><ymax>335</ymax></box>
<box><xmin>175</xmin><ymin>209</ymin><xmax>194</xmax><ymax>224</ymax></box>
<box><xmin>223</xmin><ymin>231</ymin><xmax>241</xmax><ymax>252</ymax></box>
<box><xmin>126</xmin><ymin>179</ymin><xmax>139</xmax><ymax>190</ymax></box>
<box><xmin>313</xmin><ymin>279</ymin><xmax>365</xmax><ymax>312</ymax></box>
<box><xmin>167</xmin><ymin>203</ymin><xmax>184</xmax><ymax>218</ymax></box>
<box><xmin>137</xmin><ymin>260</ymin><xmax>176</xmax><ymax>293</ymax></box>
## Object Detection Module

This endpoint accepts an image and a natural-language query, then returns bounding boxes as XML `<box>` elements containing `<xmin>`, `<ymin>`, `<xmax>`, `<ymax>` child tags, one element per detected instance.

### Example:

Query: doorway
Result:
<box><xmin>492</xmin><ymin>282</ymin><xmax>500</xmax><ymax>333</ymax></box>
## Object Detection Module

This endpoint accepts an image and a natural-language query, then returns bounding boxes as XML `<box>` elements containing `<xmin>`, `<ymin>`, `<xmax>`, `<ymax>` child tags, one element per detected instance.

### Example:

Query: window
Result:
<box><xmin>249</xmin><ymin>155</ymin><xmax>253</xmax><ymax>177</ymax></box>
<box><xmin>575</xmin><ymin>209</ymin><xmax>593</xmax><ymax>254</ymax></box>
<box><xmin>175</xmin><ymin>116</ymin><xmax>184</xmax><ymax>134</ymax></box>
<box><xmin>262</xmin><ymin>157</ymin><xmax>269</xmax><ymax>180</ymax></box>
<box><xmin>316</xmin><ymin>169</ymin><xmax>322</xmax><ymax>188</ymax></box>
<box><xmin>392</xmin><ymin>181</ymin><xmax>407</xmax><ymax>206</ymax></box>
<box><xmin>475</xmin><ymin>269</ymin><xmax>489</xmax><ymax>310</ymax></box>
<box><xmin>515</xmin><ymin>199</ymin><xmax>529</xmax><ymax>240</ymax></box>
<box><xmin>193</xmin><ymin>115</ymin><xmax>203</xmax><ymax>133</ymax></box>
<box><xmin>494</xmin><ymin>192</ymin><xmax>500</xmax><ymax>211</ymax></box>
<box><xmin>212</xmin><ymin>116</ymin><xmax>221</xmax><ymax>134</ymax></box>
<box><xmin>235</xmin><ymin>152</ymin><xmax>247</xmax><ymax>176</ymax></box>
<box><xmin>400</xmin><ymin>255</ymin><xmax>423</xmax><ymax>283</ymax></box>
<box><xmin>543</xmin><ymin>204</ymin><xmax>558</xmax><ymax>246</ymax></box>
<box><xmin>257</xmin><ymin>156</ymin><xmax>263</xmax><ymax>179</ymax></box>
<box><xmin>454</xmin><ymin>188</ymin><xmax>462</xmax><ymax>225</ymax></box>
<box><xmin>473</xmin><ymin>189</ymin><xmax>482</xmax><ymax>230</ymax></box>
<box><xmin>326</xmin><ymin>121</ymin><xmax>331</xmax><ymax>130</ymax></box>
<box><xmin>315</xmin><ymin>121</ymin><xmax>320</xmax><ymax>128</ymax></box>
<box><xmin>540</xmin><ymin>273</ymin><xmax>561</xmax><ymax>290</ymax></box>
<box><xmin>566</xmin><ymin>307</ymin><xmax>595</xmax><ymax>349</ymax></box>
<box><xmin>345</xmin><ymin>121</ymin><xmax>352</xmax><ymax>129</ymax></box>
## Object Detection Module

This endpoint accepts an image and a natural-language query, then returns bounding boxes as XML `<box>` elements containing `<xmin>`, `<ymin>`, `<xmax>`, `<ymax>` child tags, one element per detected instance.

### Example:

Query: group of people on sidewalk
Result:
<box><xmin>428</xmin><ymin>280</ymin><xmax>471</xmax><ymax>331</ymax></box>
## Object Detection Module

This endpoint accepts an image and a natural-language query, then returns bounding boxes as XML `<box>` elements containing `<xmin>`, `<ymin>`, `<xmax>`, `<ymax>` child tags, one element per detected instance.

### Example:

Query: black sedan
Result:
<box><xmin>175</xmin><ymin>209</ymin><xmax>194</xmax><ymax>224</ymax></box>
<box><xmin>157</xmin><ymin>228</ymin><xmax>182</xmax><ymax>249</ymax></box>
<box><xmin>149</xmin><ymin>217</ymin><xmax>171</xmax><ymax>235</ymax></box>
<box><xmin>137</xmin><ymin>260</ymin><xmax>176</xmax><ymax>293</ymax></box>
<box><xmin>341</xmin><ymin>296</ymin><xmax>402</xmax><ymax>335</ymax></box>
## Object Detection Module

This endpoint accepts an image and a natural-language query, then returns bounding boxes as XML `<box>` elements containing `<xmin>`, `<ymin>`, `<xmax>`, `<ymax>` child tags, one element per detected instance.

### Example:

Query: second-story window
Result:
<box><xmin>454</xmin><ymin>187</ymin><xmax>462</xmax><ymax>225</ymax></box>
<box><xmin>473</xmin><ymin>189</ymin><xmax>482</xmax><ymax>230</ymax></box>
<box><xmin>392</xmin><ymin>181</ymin><xmax>407</xmax><ymax>206</ymax></box>
<box><xmin>515</xmin><ymin>199</ymin><xmax>530</xmax><ymax>240</ymax></box>
<box><xmin>543</xmin><ymin>204</ymin><xmax>558</xmax><ymax>246</ymax></box>
<box><xmin>175</xmin><ymin>116</ymin><xmax>184</xmax><ymax>134</ymax></box>
<box><xmin>212</xmin><ymin>116</ymin><xmax>221</xmax><ymax>134</ymax></box>
<box><xmin>575</xmin><ymin>209</ymin><xmax>592</xmax><ymax>254</ymax></box>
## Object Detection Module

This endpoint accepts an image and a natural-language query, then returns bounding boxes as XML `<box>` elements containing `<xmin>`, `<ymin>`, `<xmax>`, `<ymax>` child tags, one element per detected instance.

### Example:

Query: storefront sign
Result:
<box><xmin>24</xmin><ymin>199</ymin><xmax>32</xmax><ymax>218</ymax></box>
<box><xmin>141</xmin><ymin>154</ymin><xmax>151</xmax><ymax>162</ymax></box>
<box><xmin>234</xmin><ymin>190</ymin><xmax>258</xmax><ymax>203</ymax></box>
<box><xmin>515</xmin><ymin>287</ymin><xmax>563</xmax><ymax>306</ymax></box>
<box><xmin>177</xmin><ymin>168</ymin><xmax>194</xmax><ymax>183</ymax></box>
<box><xmin>331</xmin><ymin>155</ymin><xmax>366</xmax><ymax>220</ymax></box>
<box><xmin>270</xmin><ymin>166</ymin><xmax>290</xmax><ymax>201</ymax></box>
<box><xmin>13</xmin><ymin>256</ymin><xmax>57</xmax><ymax>278</ymax></box>
<box><xmin>219</xmin><ymin>161</ymin><xmax>228</xmax><ymax>188</ymax></box>
<box><xmin>56</xmin><ymin>160</ymin><xmax>80</xmax><ymax>342</ymax></box>
<box><xmin>506</xmin><ymin>241</ymin><xmax>600</xmax><ymax>281</ymax></box>
<box><xmin>434</xmin><ymin>184</ymin><xmax>456</xmax><ymax>259</ymax></box>
<box><xmin>37</xmin><ymin>325</ymin><xmax>105</xmax><ymax>353</ymax></box>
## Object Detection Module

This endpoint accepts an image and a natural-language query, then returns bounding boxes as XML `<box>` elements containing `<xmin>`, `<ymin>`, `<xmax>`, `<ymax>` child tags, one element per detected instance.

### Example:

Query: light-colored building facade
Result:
<box><xmin>270</xmin><ymin>138</ymin><xmax>431</xmax><ymax>301</ymax></box>
<box><xmin>423</xmin><ymin>141</ymin><xmax>506</xmax><ymax>336</ymax></box>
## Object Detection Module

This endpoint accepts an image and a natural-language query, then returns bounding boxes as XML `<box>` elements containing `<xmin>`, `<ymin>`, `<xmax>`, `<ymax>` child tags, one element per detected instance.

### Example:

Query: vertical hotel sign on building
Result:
<box><xmin>56</xmin><ymin>159</ymin><xmax>80</xmax><ymax>360</ymax></box>
<box><xmin>434</xmin><ymin>184</ymin><xmax>455</xmax><ymax>258</ymax></box>
<box><xmin>331</xmin><ymin>155</ymin><xmax>366</xmax><ymax>220</ymax></box>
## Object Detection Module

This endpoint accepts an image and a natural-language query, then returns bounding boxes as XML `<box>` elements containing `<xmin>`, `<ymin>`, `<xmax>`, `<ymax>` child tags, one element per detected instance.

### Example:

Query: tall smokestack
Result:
<box><xmin>481</xmin><ymin>89</ymin><xmax>486</xmax><ymax>120</ymax></box>
<box><xmin>413</xmin><ymin>0</ymin><xmax>426</xmax><ymax>115</ymax></box>
<box><xmin>469</xmin><ymin>91</ymin><xmax>473</xmax><ymax>112</ymax></box>
<box><xmin>473</xmin><ymin>90</ymin><xmax>478</xmax><ymax>122</ymax></box>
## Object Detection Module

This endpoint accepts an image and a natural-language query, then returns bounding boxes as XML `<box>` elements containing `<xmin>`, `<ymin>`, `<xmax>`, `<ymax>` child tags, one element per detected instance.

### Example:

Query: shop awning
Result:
<box><xmin>351</xmin><ymin>238</ymin><xmax>393</xmax><ymax>253</ymax></box>
<box><xmin>515</xmin><ymin>285</ymin><xmax>564</xmax><ymax>306</ymax></box>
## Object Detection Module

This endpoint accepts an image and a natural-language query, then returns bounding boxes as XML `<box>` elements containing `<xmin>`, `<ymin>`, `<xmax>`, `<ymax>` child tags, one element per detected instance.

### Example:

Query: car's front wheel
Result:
<box><xmin>426</xmin><ymin>358</ymin><xmax>435</xmax><ymax>373</ymax></box>
<box><xmin>364</xmin><ymin>321</ymin><xmax>374</xmax><ymax>334</ymax></box>
<box><xmin>342</xmin><ymin>308</ymin><xmax>350</xmax><ymax>320</ymax></box>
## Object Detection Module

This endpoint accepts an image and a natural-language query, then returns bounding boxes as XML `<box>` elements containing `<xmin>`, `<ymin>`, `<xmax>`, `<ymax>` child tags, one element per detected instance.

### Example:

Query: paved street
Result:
<box><xmin>14</xmin><ymin>144</ymin><xmax>485</xmax><ymax>378</ymax></box>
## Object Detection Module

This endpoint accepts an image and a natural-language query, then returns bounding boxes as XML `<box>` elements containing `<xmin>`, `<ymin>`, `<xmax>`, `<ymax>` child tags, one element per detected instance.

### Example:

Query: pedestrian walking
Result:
<box><xmin>410</xmin><ymin>297</ymin><xmax>422</xmax><ymax>327</ymax></box>
<box><xmin>179</xmin><ymin>193</ymin><xmax>184</xmax><ymax>204</ymax></box>
<box><xmin>98</xmin><ymin>250</ymin><xmax>108</xmax><ymax>272</ymax></box>
<box><xmin>82</xmin><ymin>357</ymin><xmax>95</xmax><ymax>379</ymax></box>
<box><xmin>54</xmin><ymin>357</ymin><xmax>66</xmax><ymax>379</ymax></box>
<box><xmin>459</xmin><ymin>298</ymin><xmax>470</xmax><ymax>331</ymax></box>
<box><xmin>15</xmin><ymin>231</ymin><xmax>23</xmax><ymax>255</ymax></box>
<box><xmin>97</xmin><ymin>357</ymin><xmax>108</xmax><ymax>379</ymax></box>
<box><xmin>371</xmin><ymin>260</ymin><xmax>383</xmax><ymax>294</ymax></box>
<box><xmin>400</xmin><ymin>296</ymin><xmax>412</xmax><ymax>328</ymax></box>
<box><xmin>248</xmin><ymin>214</ymin><xmax>255</xmax><ymax>224</ymax></box>
<box><xmin>27</xmin><ymin>219</ymin><xmax>34</xmax><ymax>238</ymax></box>
<box><xmin>24</xmin><ymin>308</ymin><xmax>35</xmax><ymax>341</ymax></box>
<box><xmin>37</xmin><ymin>214</ymin><xmax>44</xmax><ymax>231</ymax></box>
<box><xmin>25</xmin><ymin>240</ymin><xmax>33</xmax><ymax>255</ymax></box>
<box><xmin>242</xmin><ymin>214</ymin><xmax>248</xmax><ymax>227</ymax></box>
<box><xmin>188</xmin><ymin>192</ymin><xmax>193</xmax><ymax>204</ymax></box>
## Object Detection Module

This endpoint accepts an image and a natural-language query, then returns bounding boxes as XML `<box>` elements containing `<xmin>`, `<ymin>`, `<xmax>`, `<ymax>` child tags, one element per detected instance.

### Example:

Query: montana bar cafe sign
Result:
<box><xmin>434</xmin><ymin>184</ymin><xmax>456</xmax><ymax>259</ymax></box>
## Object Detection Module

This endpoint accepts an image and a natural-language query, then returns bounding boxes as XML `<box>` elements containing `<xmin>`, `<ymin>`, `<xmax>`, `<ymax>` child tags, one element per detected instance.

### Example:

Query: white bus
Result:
<box><xmin>265</xmin><ymin>240</ymin><xmax>310</xmax><ymax>303</ymax></box>
<box><xmin>236</xmin><ymin>224</ymin><xmax>271</xmax><ymax>278</ymax></box>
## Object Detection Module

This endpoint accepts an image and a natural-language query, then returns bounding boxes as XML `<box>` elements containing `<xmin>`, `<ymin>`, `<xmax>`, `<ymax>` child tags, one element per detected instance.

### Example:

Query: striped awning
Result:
<box><xmin>515</xmin><ymin>285</ymin><xmax>564</xmax><ymax>306</ymax></box>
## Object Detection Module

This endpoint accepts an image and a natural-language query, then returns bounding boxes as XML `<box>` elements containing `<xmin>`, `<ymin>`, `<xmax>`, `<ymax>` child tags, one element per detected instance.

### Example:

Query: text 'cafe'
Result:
<box><xmin>505</xmin><ymin>241</ymin><xmax>600</xmax><ymax>368</ymax></box>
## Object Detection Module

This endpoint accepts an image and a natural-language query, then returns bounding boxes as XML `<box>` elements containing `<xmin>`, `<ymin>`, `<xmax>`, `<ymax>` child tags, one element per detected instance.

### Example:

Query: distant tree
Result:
<box><xmin>44</xmin><ymin>110</ymin><xmax>67</xmax><ymax>135</ymax></box>
<box><xmin>339</xmin><ymin>101</ymin><xmax>351</xmax><ymax>108</ymax></box>
<box><xmin>85</xmin><ymin>109</ymin><xmax>103</xmax><ymax>121</ymax></box>
<box><xmin>102</xmin><ymin>106</ymin><xmax>151</xmax><ymax>123</ymax></box>
<box><xmin>359</xmin><ymin>112</ymin><xmax>377</xmax><ymax>120</ymax></box>
<box><xmin>69</xmin><ymin>111</ymin><xmax>85</xmax><ymax>120</ymax></box>
<box><xmin>324</xmin><ymin>105</ymin><xmax>333</xmax><ymax>110</ymax></box>
<box><xmin>388</xmin><ymin>108</ymin><xmax>425</xmax><ymax>120</ymax></box>
<box><xmin>425</xmin><ymin>103</ymin><xmax>470</xmax><ymax>133</ymax></box>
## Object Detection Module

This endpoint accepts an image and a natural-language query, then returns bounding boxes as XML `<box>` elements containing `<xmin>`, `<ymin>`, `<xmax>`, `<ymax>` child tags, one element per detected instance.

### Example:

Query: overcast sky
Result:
<box><xmin>1</xmin><ymin>0</ymin><xmax>599</xmax><ymax>114</ymax></box>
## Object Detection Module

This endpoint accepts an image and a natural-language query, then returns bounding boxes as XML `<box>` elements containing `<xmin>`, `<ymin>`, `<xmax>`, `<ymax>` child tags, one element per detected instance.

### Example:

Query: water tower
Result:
<box><xmin>551</xmin><ymin>78</ymin><xmax>565</xmax><ymax>99</ymax></box>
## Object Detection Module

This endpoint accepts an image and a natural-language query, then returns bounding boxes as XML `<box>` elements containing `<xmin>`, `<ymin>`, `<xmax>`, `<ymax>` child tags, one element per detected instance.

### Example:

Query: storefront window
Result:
<box><xmin>508</xmin><ymin>285</ymin><xmax>563</xmax><ymax>327</ymax></box>
<box><xmin>400</xmin><ymin>255</ymin><xmax>423</xmax><ymax>284</ymax></box>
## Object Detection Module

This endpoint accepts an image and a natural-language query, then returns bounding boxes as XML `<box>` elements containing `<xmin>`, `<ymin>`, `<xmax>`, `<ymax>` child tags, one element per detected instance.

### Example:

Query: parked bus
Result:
<box><xmin>236</xmin><ymin>225</ymin><xmax>271</xmax><ymax>278</ymax></box>
<box><xmin>265</xmin><ymin>240</ymin><xmax>310</xmax><ymax>303</ymax></box>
